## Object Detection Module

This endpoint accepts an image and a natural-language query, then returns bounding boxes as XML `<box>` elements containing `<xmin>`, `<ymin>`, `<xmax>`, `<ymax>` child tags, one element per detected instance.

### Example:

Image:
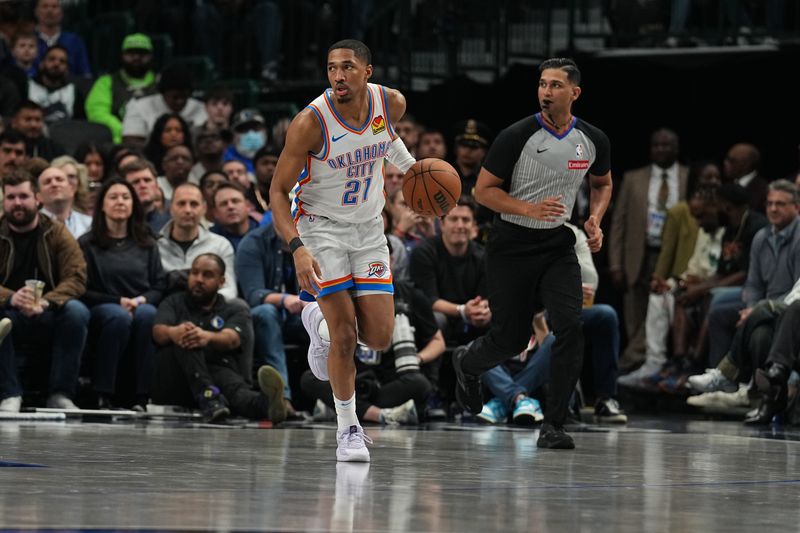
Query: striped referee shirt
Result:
<box><xmin>483</xmin><ymin>113</ymin><xmax>610</xmax><ymax>230</ymax></box>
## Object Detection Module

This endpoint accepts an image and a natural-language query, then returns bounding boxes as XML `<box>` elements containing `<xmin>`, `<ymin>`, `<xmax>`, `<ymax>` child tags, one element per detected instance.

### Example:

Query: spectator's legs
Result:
<box><xmin>372</xmin><ymin>372</ymin><xmax>431</xmax><ymax>413</ymax></box>
<box><xmin>209</xmin><ymin>356</ymin><xmax>270</xmax><ymax>419</ymax></box>
<box><xmin>0</xmin><ymin>310</ymin><xmax>29</xmax><ymax>399</ymax></box>
<box><xmin>131</xmin><ymin>304</ymin><xmax>157</xmax><ymax>398</ymax></box>
<box><xmin>89</xmin><ymin>303</ymin><xmax>133</xmax><ymax>396</ymax></box>
<box><xmin>707</xmin><ymin>300</ymin><xmax>746</xmax><ymax>367</ymax></box>
<box><xmin>301</xmin><ymin>369</ymin><xmax>370</xmax><ymax>420</ymax></box>
<box><xmin>482</xmin><ymin>364</ymin><xmax>530</xmax><ymax>411</ymax></box>
<box><xmin>250</xmin><ymin>0</ymin><xmax>282</xmax><ymax>80</ymax></box>
<box><xmin>509</xmin><ymin>333</ymin><xmax>556</xmax><ymax>398</ymax></box>
<box><xmin>151</xmin><ymin>345</ymin><xmax>213</xmax><ymax>406</ymax></box>
<box><xmin>251</xmin><ymin>303</ymin><xmax>292</xmax><ymax>399</ymax></box>
<box><xmin>48</xmin><ymin>300</ymin><xmax>89</xmax><ymax>398</ymax></box>
<box><xmin>768</xmin><ymin>301</ymin><xmax>800</xmax><ymax>369</ymax></box>
<box><xmin>581</xmin><ymin>304</ymin><xmax>620</xmax><ymax>398</ymax></box>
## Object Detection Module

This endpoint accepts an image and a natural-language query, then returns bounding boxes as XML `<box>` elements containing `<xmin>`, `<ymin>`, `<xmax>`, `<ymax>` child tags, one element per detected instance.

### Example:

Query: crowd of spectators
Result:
<box><xmin>0</xmin><ymin>0</ymin><xmax>799</xmax><ymax>428</ymax></box>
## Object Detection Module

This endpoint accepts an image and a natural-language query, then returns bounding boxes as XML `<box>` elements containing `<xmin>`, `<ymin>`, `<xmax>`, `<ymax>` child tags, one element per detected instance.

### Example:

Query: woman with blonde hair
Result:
<box><xmin>51</xmin><ymin>155</ymin><xmax>92</xmax><ymax>214</ymax></box>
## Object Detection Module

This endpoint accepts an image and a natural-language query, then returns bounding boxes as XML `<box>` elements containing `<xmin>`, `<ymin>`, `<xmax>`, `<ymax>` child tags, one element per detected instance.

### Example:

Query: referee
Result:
<box><xmin>453</xmin><ymin>58</ymin><xmax>612</xmax><ymax>449</ymax></box>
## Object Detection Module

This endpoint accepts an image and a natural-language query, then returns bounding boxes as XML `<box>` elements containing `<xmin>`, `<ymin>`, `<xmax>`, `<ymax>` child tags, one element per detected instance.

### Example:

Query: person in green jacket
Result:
<box><xmin>85</xmin><ymin>33</ymin><xmax>156</xmax><ymax>144</ymax></box>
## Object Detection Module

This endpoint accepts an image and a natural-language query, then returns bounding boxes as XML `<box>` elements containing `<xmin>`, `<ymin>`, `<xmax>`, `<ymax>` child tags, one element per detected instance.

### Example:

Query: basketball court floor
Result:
<box><xmin>2</xmin><ymin>415</ymin><xmax>800</xmax><ymax>532</ymax></box>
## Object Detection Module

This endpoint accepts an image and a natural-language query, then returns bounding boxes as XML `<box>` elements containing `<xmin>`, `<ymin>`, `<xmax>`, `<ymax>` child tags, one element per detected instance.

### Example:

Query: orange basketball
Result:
<box><xmin>401</xmin><ymin>158</ymin><xmax>462</xmax><ymax>217</ymax></box>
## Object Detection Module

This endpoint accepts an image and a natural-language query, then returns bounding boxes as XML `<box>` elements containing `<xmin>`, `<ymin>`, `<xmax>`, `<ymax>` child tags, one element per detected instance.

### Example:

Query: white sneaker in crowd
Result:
<box><xmin>0</xmin><ymin>395</ymin><xmax>22</xmax><ymax>412</ymax></box>
<box><xmin>687</xmin><ymin>368</ymin><xmax>738</xmax><ymax>393</ymax></box>
<box><xmin>380</xmin><ymin>399</ymin><xmax>418</xmax><ymax>426</ymax></box>
<box><xmin>687</xmin><ymin>384</ymin><xmax>749</xmax><ymax>408</ymax></box>
<box><xmin>46</xmin><ymin>394</ymin><xmax>78</xmax><ymax>409</ymax></box>
<box><xmin>302</xmin><ymin>303</ymin><xmax>330</xmax><ymax>381</ymax></box>
<box><xmin>336</xmin><ymin>425</ymin><xmax>373</xmax><ymax>462</ymax></box>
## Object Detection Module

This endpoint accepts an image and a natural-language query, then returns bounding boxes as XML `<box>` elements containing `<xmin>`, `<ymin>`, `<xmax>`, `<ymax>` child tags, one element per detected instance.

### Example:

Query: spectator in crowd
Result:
<box><xmin>386</xmin><ymin>188</ymin><xmax>437</xmax><ymax>251</ymax></box>
<box><xmin>33</xmin><ymin>0</ymin><xmax>91</xmax><ymax>78</ymax></box>
<box><xmin>619</xmin><ymin>186</ymin><xmax>725</xmax><ymax>391</ymax></box>
<box><xmin>210</xmin><ymin>182</ymin><xmax>258</xmax><ymax>251</ymax></box>
<box><xmin>9</xmin><ymin>32</ymin><xmax>37</xmax><ymax>79</ymax></box>
<box><xmin>270</xmin><ymin>116</ymin><xmax>290</xmax><ymax>151</ymax></box>
<box><xmin>410</xmin><ymin>198</ymin><xmax>489</xmax><ymax>346</ymax></box>
<box><xmin>222</xmin><ymin>159</ymin><xmax>251</xmax><ymax>190</ymax></box>
<box><xmin>384</xmin><ymin>162</ymin><xmax>404</xmax><ymax>197</ymax></box>
<box><xmin>416</xmin><ymin>129</ymin><xmax>447</xmax><ymax>160</ymax></box>
<box><xmin>189</xmin><ymin>128</ymin><xmax>226</xmax><ymax>185</ymax></box>
<box><xmin>0</xmin><ymin>129</ymin><xmax>27</xmax><ymax>179</ymax></box>
<box><xmin>120</xmin><ymin>159</ymin><xmax>170</xmax><ymax>234</ymax></box>
<box><xmin>609</xmin><ymin>128</ymin><xmax>688</xmax><ymax>370</ymax></box>
<box><xmin>224</xmin><ymin>108</ymin><xmax>268</xmax><ymax>173</ymax></box>
<box><xmin>194</xmin><ymin>86</ymin><xmax>234</xmax><ymax>138</ymax></box>
<box><xmin>28</xmin><ymin>44</ymin><xmax>85</xmax><ymax>125</ymax></box>
<box><xmin>151</xmin><ymin>253</ymin><xmax>287</xmax><ymax>423</ymax></box>
<box><xmin>250</xmin><ymin>144</ymin><xmax>279</xmax><ymax>223</ymax></box>
<box><xmin>79</xmin><ymin>178</ymin><xmax>166</xmax><ymax>410</ymax></box>
<box><xmin>51</xmin><ymin>154</ymin><xmax>90</xmax><ymax>214</ymax></box>
<box><xmin>0</xmin><ymin>169</ymin><xmax>89</xmax><ymax>413</ymax></box>
<box><xmin>74</xmin><ymin>141</ymin><xmax>108</xmax><ymax>214</ymax></box>
<box><xmin>199</xmin><ymin>169</ymin><xmax>228</xmax><ymax>226</ymax></box>
<box><xmin>10</xmin><ymin>99</ymin><xmax>64</xmax><ymax>160</ymax></box>
<box><xmin>0</xmin><ymin>73</ymin><xmax>21</xmax><ymax>120</ymax></box>
<box><xmin>236</xmin><ymin>220</ymin><xmax>307</xmax><ymax>417</ymax></box>
<box><xmin>157</xmin><ymin>144</ymin><xmax>194</xmax><ymax>203</ymax></box>
<box><xmin>381</xmin><ymin>205</ymin><xmax>410</xmax><ymax>282</ymax></box>
<box><xmin>451</xmin><ymin>119</ymin><xmax>492</xmax><ymax>197</ymax></box>
<box><xmin>158</xmin><ymin>182</ymin><xmax>238</xmax><ymax>300</ymax></box>
<box><xmin>121</xmin><ymin>64</ymin><xmax>207</xmax><ymax>148</ymax></box>
<box><xmin>700</xmin><ymin>180</ymin><xmax>800</xmax><ymax>378</ymax></box>
<box><xmin>395</xmin><ymin>114</ymin><xmax>420</xmax><ymax>158</ymax></box>
<box><xmin>722</xmin><ymin>142</ymin><xmax>768</xmax><ymax>213</ymax></box>
<box><xmin>301</xmin><ymin>253</ymin><xmax>444</xmax><ymax>426</ymax></box>
<box><xmin>145</xmin><ymin>113</ymin><xmax>192</xmax><ymax>175</ymax></box>
<box><xmin>85</xmin><ymin>33</ymin><xmax>157</xmax><ymax>144</ymax></box>
<box><xmin>37</xmin><ymin>165</ymin><xmax>91</xmax><ymax>238</ymax></box>
<box><xmin>477</xmin><ymin>313</ymin><xmax>553</xmax><ymax>425</ymax></box>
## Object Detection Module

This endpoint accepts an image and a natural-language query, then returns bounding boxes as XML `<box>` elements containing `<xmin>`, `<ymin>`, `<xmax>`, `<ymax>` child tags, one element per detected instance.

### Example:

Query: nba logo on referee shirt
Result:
<box><xmin>569</xmin><ymin>143</ymin><xmax>589</xmax><ymax>170</ymax></box>
<box><xmin>367</xmin><ymin>261</ymin><xmax>388</xmax><ymax>277</ymax></box>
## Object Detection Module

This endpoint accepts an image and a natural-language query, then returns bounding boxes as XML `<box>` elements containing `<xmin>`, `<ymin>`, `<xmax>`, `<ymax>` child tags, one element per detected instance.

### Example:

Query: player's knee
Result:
<box><xmin>362</xmin><ymin>325</ymin><xmax>393</xmax><ymax>351</ymax></box>
<box><xmin>329</xmin><ymin>324</ymin><xmax>358</xmax><ymax>353</ymax></box>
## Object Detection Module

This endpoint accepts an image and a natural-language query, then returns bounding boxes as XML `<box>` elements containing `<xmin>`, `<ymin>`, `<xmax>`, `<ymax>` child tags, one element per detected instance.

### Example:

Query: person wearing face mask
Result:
<box><xmin>223</xmin><ymin>108</ymin><xmax>268</xmax><ymax>173</ymax></box>
<box><xmin>86</xmin><ymin>34</ymin><xmax>158</xmax><ymax>144</ymax></box>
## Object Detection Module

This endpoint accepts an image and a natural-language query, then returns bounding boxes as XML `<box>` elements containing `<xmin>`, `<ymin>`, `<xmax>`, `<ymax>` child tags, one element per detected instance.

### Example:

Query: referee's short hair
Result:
<box><xmin>539</xmin><ymin>58</ymin><xmax>581</xmax><ymax>85</ymax></box>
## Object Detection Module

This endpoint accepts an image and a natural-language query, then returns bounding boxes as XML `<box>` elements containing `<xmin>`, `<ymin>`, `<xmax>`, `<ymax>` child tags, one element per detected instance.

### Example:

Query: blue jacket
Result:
<box><xmin>236</xmin><ymin>223</ymin><xmax>287</xmax><ymax>308</ymax></box>
<box><xmin>36</xmin><ymin>31</ymin><xmax>91</xmax><ymax>77</ymax></box>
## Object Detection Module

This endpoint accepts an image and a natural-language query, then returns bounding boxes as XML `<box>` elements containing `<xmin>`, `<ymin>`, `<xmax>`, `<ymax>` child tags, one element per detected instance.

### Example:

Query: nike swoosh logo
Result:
<box><xmin>332</xmin><ymin>133</ymin><xmax>348</xmax><ymax>142</ymax></box>
<box><xmin>537</xmin><ymin>147</ymin><xmax>549</xmax><ymax>153</ymax></box>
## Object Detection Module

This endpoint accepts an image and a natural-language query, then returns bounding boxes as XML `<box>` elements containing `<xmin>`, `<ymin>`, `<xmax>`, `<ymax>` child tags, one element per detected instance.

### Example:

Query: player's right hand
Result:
<box><xmin>526</xmin><ymin>196</ymin><xmax>567</xmax><ymax>222</ymax></box>
<box><xmin>293</xmin><ymin>247</ymin><xmax>323</xmax><ymax>297</ymax></box>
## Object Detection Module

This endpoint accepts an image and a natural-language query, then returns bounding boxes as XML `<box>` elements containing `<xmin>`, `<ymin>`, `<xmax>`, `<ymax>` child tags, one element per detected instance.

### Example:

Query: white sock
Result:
<box><xmin>334</xmin><ymin>392</ymin><xmax>359</xmax><ymax>431</ymax></box>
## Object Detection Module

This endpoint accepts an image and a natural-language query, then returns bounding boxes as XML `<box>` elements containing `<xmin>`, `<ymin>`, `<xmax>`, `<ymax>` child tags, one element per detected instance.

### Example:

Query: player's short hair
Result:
<box><xmin>769</xmin><ymin>179</ymin><xmax>799</xmax><ymax>204</ymax></box>
<box><xmin>539</xmin><ymin>57</ymin><xmax>581</xmax><ymax>85</ymax></box>
<box><xmin>328</xmin><ymin>39</ymin><xmax>371</xmax><ymax>65</ymax></box>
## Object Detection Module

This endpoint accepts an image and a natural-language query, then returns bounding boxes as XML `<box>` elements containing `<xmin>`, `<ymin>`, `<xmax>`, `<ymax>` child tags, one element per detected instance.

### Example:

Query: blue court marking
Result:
<box><xmin>0</xmin><ymin>460</ymin><xmax>46</xmax><ymax>468</ymax></box>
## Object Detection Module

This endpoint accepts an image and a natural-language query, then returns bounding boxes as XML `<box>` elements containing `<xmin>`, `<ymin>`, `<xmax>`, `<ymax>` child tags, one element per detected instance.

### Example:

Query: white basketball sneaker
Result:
<box><xmin>302</xmin><ymin>302</ymin><xmax>330</xmax><ymax>381</ymax></box>
<box><xmin>336</xmin><ymin>425</ymin><xmax>373</xmax><ymax>462</ymax></box>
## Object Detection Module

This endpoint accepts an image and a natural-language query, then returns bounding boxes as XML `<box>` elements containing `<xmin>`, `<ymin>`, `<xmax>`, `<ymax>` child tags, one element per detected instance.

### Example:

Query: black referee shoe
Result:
<box><xmin>536</xmin><ymin>423</ymin><xmax>575</xmax><ymax>449</ymax></box>
<box><xmin>453</xmin><ymin>346</ymin><xmax>483</xmax><ymax>415</ymax></box>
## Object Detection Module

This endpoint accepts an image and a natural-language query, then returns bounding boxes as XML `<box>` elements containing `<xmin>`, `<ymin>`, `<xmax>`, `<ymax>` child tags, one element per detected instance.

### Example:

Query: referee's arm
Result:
<box><xmin>474</xmin><ymin>168</ymin><xmax>568</xmax><ymax>223</ymax></box>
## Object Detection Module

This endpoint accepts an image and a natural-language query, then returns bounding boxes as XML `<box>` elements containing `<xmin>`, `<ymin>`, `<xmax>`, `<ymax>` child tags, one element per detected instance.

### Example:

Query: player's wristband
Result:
<box><xmin>457</xmin><ymin>304</ymin><xmax>468</xmax><ymax>322</ymax></box>
<box><xmin>289</xmin><ymin>237</ymin><xmax>304</xmax><ymax>253</ymax></box>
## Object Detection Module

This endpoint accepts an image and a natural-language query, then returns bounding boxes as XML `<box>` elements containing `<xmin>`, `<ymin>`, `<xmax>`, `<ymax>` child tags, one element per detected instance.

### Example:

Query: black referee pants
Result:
<box><xmin>461</xmin><ymin>223</ymin><xmax>584</xmax><ymax>427</ymax></box>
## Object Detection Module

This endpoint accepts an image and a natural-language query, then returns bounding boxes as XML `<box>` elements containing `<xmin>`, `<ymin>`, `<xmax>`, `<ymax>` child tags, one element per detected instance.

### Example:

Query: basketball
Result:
<box><xmin>401</xmin><ymin>158</ymin><xmax>462</xmax><ymax>217</ymax></box>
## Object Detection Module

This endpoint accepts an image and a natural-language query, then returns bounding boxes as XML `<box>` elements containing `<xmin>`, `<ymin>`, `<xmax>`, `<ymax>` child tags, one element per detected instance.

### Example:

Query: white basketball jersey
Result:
<box><xmin>292</xmin><ymin>83</ymin><xmax>395</xmax><ymax>224</ymax></box>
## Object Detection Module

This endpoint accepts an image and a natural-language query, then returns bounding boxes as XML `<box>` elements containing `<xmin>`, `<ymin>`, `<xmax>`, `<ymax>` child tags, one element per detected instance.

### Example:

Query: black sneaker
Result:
<box><xmin>198</xmin><ymin>386</ymin><xmax>230</xmax><ymax>423</ymax></box>
<box><xmin>594</xmin><ymin>398</ymin><xmax>628</xmax><ymax>424</ymax></box>
<box><xmin>536</xmin><ymin>423</ymin><xmax>575</xmax><ymax>449</ymax></box>
<box><xmin>452</xmin><ymin>346</ymin><xmax>483</xmax><ymax>415</ymax></box>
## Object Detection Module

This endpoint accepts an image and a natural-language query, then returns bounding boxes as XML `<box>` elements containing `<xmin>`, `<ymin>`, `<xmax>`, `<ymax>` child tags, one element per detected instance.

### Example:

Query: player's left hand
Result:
<box><xmin>584</xmin><ymin>216</ymin><xmax>603</xmax><ymax>252</ymax></box>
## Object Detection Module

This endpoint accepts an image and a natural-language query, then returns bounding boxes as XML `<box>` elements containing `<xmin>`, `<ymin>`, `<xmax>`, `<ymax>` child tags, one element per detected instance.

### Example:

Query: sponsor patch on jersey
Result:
<box><xmin>367</xmin><ymin>261</ymin><xmax>389</xmax><ymax>278</ymax></box>
<box><xmin>371</xmin><ymin>115</ymin><xmax>386</xmax><ymax>135</ymax></box>
<box><xmin>210</xmin><ymin>316</ymin><xmax>225</xmax><ymax>330</ymax></box>
<box><xmin>568</xmin><ymin>160</ymin><xmax>590</xmax><ymax>170</ymax></box>
<box><xmin>575</xmin><ymin>143</ymin><xmax>584</xmax><ymax>158</ymax></box>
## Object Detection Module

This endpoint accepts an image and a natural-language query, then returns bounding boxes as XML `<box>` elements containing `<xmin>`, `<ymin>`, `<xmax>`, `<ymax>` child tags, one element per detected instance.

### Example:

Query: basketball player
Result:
<box><xmin>452</xmin><ymin>58</ymin><xmax>612</xmax><ymax>449</ymax></box>
<box><xmin>269</xmin><ymin>40</ymin><xmax>415</xmax><ymax>462</ymax></box>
